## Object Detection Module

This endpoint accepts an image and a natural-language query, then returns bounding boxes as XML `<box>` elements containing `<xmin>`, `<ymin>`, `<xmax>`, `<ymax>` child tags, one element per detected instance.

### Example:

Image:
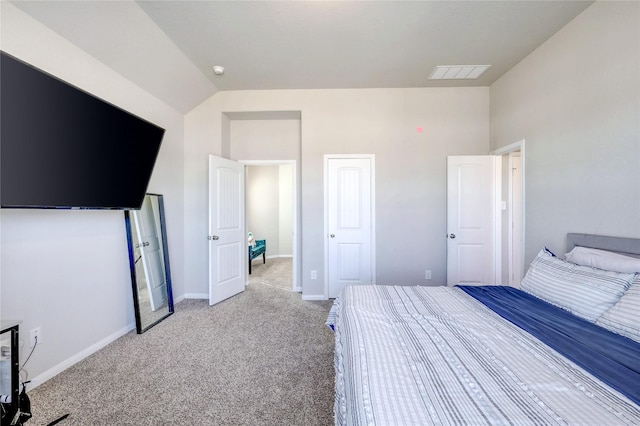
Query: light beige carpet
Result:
<box><xmin>249</xmin><ymin>257</ymin><xmax>293</xmax><ymax>292</ymax></box>
<box><xmin>27</xmin><ymin>281</ymin><xmax>335</xmax><ymax>425</ymax></box>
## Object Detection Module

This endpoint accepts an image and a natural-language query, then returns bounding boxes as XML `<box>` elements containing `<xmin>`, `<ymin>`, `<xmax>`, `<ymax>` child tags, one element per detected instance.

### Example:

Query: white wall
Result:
<box><xmin>247</xmin><ymin>166</ymin><xmax>280</xmax><ymax>254</ymax></box>
<box><xmin>230</xmin><ymin>118</ymin><xmax>301</xmax><ymax>161</ymax></box>
<box><xmin>279</xmin><ymin>165</ymin><xmax>294</xmax><ymax>255</ymax></box>
<box><xmin>0</xmin><ymin>3</ymin><xmax>185</xmax><ymax>387</ymax></box>
<box><xmin>490</xmin><ymin>1</ymin><xmax>640</xmax><ymax>265</ymax></box>
<box><xmin>185</xmin><ymin>88</ymin><xmax>490</xmax><ymax>298</ymax></box>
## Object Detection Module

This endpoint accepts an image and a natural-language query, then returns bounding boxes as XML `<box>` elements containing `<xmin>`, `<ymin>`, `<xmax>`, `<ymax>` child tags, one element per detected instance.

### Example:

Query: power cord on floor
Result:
<box><xmin>47</xmin><ymin>413</ymin><xmax>70</xmax><ymax>425</ymax></box>
<box><xmin>18</xmin><ymin>337</ymin><xmax>70</xmax><ymax>425</ymax></box>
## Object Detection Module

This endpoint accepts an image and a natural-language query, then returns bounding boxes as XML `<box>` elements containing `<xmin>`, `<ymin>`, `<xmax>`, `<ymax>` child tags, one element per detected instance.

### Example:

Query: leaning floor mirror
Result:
<box><xmin>124</xmin><ymin>193</ymin><xmax>174</xmax><ymax>333</ymax></box>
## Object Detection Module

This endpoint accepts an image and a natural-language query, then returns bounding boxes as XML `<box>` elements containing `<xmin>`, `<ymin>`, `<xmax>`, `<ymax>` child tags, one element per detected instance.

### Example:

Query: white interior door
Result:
<box><xmin>133</xmin><ymin>196</ymin><xmax>167</xmax><ymax>311</ymax></box>
<box><xmin>326</xmin><ymin>157</ymin><xmax>374</xmax><ymax>298</ymax></box>
<box><xmin>209</xmin><ymin>155</ymin><xmax>245</xmax><ymax>305</ymax></box>
<box><xmin>447</xmin><ymin>155</ymin><xmax>500</xmax><ymax>286</ymax></box>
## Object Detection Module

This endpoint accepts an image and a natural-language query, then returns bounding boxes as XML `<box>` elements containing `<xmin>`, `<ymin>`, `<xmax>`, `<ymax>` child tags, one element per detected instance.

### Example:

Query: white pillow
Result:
<box><xmin>521</xmin><ymin>248</ymin><xmax>637</xmax><ymax>322</ymax></box>
<box><xmin>597</xmin><ymin>277</ymin><xmax>640</xmax><ymax>342</ymax></box>
<box><xmin>565</xmin><ymin>246</ymin><xmax>640</xmax><ymax>273</ymax></box>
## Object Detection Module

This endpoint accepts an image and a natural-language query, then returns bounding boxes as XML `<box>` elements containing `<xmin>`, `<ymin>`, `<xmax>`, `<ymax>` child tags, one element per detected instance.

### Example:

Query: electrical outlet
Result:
<box><xmin>30</xmin><ymin>327</ymin><xmax>41</xmax><ymax>348</ymax></box>
<box><xmin>425</xmin><ymin>270</ymin><xmax>432</xmax><ymax>280</ymax></box>
<box><xmin>310</xmin><ymin>270</ymin><xmax>317</xmax><ymax>280</ymax></box>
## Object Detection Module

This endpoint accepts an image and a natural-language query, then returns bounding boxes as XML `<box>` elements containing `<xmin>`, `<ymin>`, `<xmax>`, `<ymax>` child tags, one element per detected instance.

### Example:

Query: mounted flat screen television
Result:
<box><xmin>1</xmin><ymin>51</ymin><xmax>164</xmax><ymax>209</ymax></box>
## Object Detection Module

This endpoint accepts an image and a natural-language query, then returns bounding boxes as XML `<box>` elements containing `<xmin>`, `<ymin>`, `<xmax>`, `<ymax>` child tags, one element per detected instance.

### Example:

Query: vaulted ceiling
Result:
<box><xmin>10</xmin><ymin>1</ymin><xmax>593</xmax><ymax>113</ymax></box>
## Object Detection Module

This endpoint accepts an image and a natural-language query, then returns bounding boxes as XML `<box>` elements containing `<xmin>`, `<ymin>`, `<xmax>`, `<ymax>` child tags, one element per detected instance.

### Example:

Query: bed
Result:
<box><xmin>327</xmin><ymin>234</ymin><xmax>640</xmax><ymax>425</ymax></box>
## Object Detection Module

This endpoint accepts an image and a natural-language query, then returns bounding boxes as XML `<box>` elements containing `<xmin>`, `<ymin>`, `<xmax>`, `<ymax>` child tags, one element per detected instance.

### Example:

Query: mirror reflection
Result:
<box><xmin>125</xmin><ymin>193</ymin><xmax>174</xmax><ymax>333</ymax></box>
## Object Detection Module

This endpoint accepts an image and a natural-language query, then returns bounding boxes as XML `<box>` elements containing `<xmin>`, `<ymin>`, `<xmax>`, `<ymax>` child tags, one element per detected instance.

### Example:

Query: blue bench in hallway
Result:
<box><xmin>249</xmin><ymin>239</ymin><xmax>266</xmax><ymax>274</ymax></box>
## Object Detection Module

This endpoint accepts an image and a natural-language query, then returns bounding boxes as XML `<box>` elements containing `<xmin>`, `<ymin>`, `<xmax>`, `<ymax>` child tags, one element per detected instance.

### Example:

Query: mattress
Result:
<box><xmin>329</xmin><ymin>285</ymin><xmax>640</xmax><ymax>425</ymax></box>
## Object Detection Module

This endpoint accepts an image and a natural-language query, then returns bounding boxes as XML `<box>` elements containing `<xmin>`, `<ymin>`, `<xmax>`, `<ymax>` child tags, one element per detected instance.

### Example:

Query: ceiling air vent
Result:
<box><xmin>429</xmin><ymin>65</ymin><xmax>490</xmax><ymax>80</ymax></box>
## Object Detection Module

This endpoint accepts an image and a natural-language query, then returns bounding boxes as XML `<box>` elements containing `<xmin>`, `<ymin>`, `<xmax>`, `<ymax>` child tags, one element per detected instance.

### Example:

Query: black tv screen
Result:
<box><xmin>1</xmin><ymin>51</ymin><xmax>164</xmax><ymax>209</ymax></box>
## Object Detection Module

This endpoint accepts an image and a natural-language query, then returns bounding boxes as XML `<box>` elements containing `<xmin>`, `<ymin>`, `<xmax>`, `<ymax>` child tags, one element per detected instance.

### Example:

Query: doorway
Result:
<box><xmin>492</xmin><ymin>140</ymin><xmax>526</xmax><ymax>286</ymax></box>
<box><xmin>242</xmin><ymin>160</ymin><xmax>298</xmax><ymax>292</ymax></box>
<box><xmin>446</xmin><ymin>142</ymin><xmax>525</xmax><ymax>287</ymax></box>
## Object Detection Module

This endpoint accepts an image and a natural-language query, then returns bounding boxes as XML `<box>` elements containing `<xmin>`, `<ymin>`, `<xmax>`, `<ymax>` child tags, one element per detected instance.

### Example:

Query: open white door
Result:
<box><xmin>209</xmin><ymin>155</ymin><xmax>246</xmax><ymax>305</ymax></box>
<box><xmin>326</xmin><ymin>156</ymin><xmax>374</xmax><ymax>298</ymax></box>
<box><xmin>133</xmin><ymin>196</ymin><xmax>167</xmax><ymax>311</ymax></box>
<box><xmin>447</xmin><ymin>155</ymin><xmax>500</xmax><ymax>286</ymax></box>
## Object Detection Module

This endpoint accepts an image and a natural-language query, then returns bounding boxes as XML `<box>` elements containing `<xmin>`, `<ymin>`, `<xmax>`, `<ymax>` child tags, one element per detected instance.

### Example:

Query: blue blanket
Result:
<box><xmin>458</xmin><ymin>285</ymin><xmax>640</xmax><ymax>406</ymax></box>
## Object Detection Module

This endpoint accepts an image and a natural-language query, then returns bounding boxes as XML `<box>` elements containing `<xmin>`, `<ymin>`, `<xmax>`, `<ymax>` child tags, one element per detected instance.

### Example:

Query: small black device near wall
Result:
<box><xmin>0</xmin><ymin>51</ymin><xmax>164</xmax><ymax>210</ymax></box>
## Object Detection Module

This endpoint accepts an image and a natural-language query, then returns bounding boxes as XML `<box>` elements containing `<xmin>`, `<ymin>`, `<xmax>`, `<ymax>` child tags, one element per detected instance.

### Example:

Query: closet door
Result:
<box><xmin>447</xmin><ymin>155</ymin><xmax>500</xmax><ymax>286</ymax></box>
<box><xmin>326</xmin><ymin>156</ymin><xmax>374</xmax><ymax>298</ymax></box>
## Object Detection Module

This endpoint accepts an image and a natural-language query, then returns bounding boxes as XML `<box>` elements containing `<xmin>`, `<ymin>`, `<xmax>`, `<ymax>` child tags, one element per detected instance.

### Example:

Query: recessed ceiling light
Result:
<box><xmin>429</xmin><ymin>65</ymin><xmax>490</xmax><ymax>80</ymax></box>
<box><xmin>212</xmin><ymin>65</ymin><xmax>225</xmax><ymax>76</ymax></box>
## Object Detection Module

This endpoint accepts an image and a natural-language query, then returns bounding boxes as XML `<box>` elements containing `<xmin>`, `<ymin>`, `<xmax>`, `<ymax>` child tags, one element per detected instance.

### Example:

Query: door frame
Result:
<box><xmin>240</xmin><ymin>159</ymin><xmax>299</xmax><ymax>292</ymax></box>
<box><xmin>323</xmin><ymin>154</ymin><xmax>376</xmax><ymax>299</ymax></box>
<box><xmin>491</xmin><ymin>139</ymin><xmax>526</xmax><ymax>286</ymax></box>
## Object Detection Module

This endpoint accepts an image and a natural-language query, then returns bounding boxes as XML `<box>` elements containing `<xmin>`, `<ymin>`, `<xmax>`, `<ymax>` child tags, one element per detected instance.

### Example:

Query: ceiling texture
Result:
<box><xmin>9</xmin><ymin>0</ymin><xmax>593</xmax><ymax>113</ymax></box>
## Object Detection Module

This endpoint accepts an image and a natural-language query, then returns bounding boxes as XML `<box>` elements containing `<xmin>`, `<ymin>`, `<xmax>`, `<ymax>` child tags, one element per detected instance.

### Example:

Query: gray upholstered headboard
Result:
<box><xmin>566</xmin><ymin>233</ymin><xmax>640</xmax><ymax>258</ymax></box>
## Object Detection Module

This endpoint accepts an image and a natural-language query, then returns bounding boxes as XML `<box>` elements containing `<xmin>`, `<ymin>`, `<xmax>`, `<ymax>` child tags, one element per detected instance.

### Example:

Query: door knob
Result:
<box><xmin>208</xmin><ymin>235</ymin><xmax>219</xmax><ymax>240</ymax></box>
<box><xmin>329</xmin><ymin>234</ymin><xmax>335</xmax><ymax>238</ymax></box>
<box><xmin>449</xmin><ymin>233</ymin><xmax>456</xmax><ymax>239</ymax></box>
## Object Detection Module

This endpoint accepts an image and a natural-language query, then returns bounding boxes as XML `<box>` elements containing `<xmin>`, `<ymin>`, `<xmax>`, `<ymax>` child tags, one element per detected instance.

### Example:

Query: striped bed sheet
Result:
<box><xmin>330</xmin><ymin>285</ymin><xmax>640</xmax><ymax>425</ymax></box>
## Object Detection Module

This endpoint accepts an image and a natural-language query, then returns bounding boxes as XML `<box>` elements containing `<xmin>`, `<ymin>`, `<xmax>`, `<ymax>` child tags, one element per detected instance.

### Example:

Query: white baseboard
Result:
<box><xmin>252</xmin><ymin>254</ymin><xmax>293</xmax><ymax>261</ymax></box>
<box><xmin>27</xmin><ymin>323</ymin><xmax>135</xmax><ymax>391</ymax></box>
<box><xmin>301</xmin><ymin>294</ymin><xmax>327</xmax><ymax>301</ymax></box>
<box><xmin>183</xmin><ymin>293</ymin><xmax>208</xmax><ymax>299</ymax></box>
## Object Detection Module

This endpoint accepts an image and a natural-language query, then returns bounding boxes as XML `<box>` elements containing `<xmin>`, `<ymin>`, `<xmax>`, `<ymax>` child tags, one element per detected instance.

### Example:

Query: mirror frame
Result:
<box><xmin>124</xmin><ymin>193</ymin><xmax>174</xmax><ymax>334</ymax></box>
